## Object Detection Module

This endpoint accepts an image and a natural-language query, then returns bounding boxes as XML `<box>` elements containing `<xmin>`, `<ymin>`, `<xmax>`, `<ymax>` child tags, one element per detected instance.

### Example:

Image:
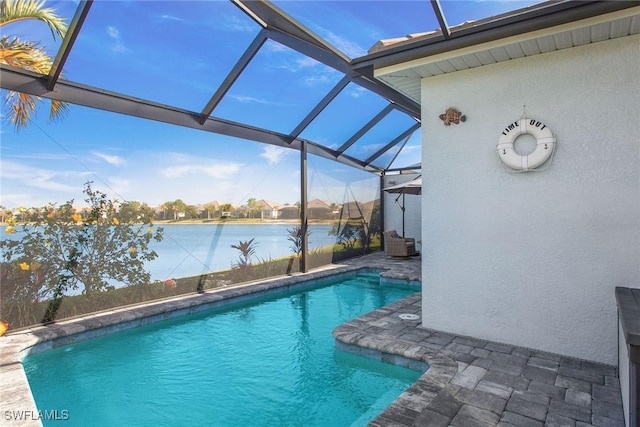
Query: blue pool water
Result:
<box><xmin>23</xmin><ymin>272</ymin><xmax>422</xmax><ymax>426</ymax></box>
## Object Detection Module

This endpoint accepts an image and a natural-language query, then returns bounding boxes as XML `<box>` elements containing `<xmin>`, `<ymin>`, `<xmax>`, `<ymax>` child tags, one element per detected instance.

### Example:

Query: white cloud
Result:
<box><xmin>160</xmin><ymin>162</ymin><xmax>242</xmax><ymax>179</ymax></box>
<box><xmin>277</xmin><ymin>56</ymin><xmax>321</xmax><ymax>73</ymax></box>
<box><xmin>229</xmin><ymin>94</ymin><xmax>272</xmax><ymax>104</ymax></box>
<box><xmin>302</xmin><ymin>74</ymin><xmax>332</xmax><ymax>86</ymax></box>
<box><xmin>264</xmin><ymin>40</ymin><xmax>292</xmax><ymax>54</ymax></box>
<box><xmin>0</xmin><ymin>160</ymin><xmax>85</xmax><ymax>194</ymax></box>
<box><xmin>93</xmin><ymin>151</ymin><xmax>126</xmax><ymax>166</ymax></box>
<box><xmin>346</xmin><ymin>86</ymin><xmax>368</xmax><ymax>98</ymax></box>
<box><xmin>295</xmin><ymin>57</ymin><xmax>320</xmax><ymax>69</ymax></box>
<box><xmin>158</xmin><ymin>14</ymin><xmax>185</xmax><ymax>23</ymax></box>
<box><xmin>323</xmin><ymin>31</ymin><xmax>367</xmax><ymax>58</ymax></box>
<box><xmin>260</xmin><ymin>145</ymin><xmax>290</xmax><ymax>166</ymax></box>
<box><xmin>224</xmin><ymin>15</ymin><xmax>256</xmax><ymax>32</ymax></box>
<box><xmin>104</xmin><ymin>177</ymin><xmax>131</xmax><ymax>198</ymax></box>
<box><xmin>107</xmin><ymin>26</ymin><xmax>128</xmax><ymax>53</ymax></box>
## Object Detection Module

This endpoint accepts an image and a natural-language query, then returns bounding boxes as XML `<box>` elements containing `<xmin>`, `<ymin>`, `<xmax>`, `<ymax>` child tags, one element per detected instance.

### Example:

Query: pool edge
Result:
<box><xmin>333</xmin><ymin>293</ymin><xmax>460</xmax><ymax>426</ymax></box>
<box><xmin>1</xmin><ymin>263</ymin><xmax>382</xmax><ymax>427</ymax></box>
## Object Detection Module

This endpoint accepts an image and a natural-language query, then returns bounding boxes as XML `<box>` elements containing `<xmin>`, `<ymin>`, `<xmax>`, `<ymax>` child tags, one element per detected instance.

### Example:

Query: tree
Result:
<box><xmin>160</xmin><ymin>202</ymin><xmax>171</xmax><ymax>220</ymax></box>
<box><xmin>203</xmin><ymin>203</ymin><xmax>217</xmax><ymax>220</ymax></box>
<box><xmin>246</xmin><ymin>198</ymin><xmax>258</xmax><ymax>219</ymax></box>
<box><xmin>160</xmin><ymin>199</ymin><xmax>187</xmax><ymax>220</ymax></box>
<box><xmin>118</xmin><ymin>200</ymin><xmax>155</xmax><ymax>223</ymax></box>
<box><xmin>0</xmin><ymin>182</ymin><xmax>164</xmax><ymax>299</ymax></box>
<box><xmin>1</xmin><ymin>0</ymin><xmax>70</xmax><ymax>130</ymax></box>
<box><xmin>185</xmin><ymin>205</ymin><xmax>199</xmax><ymax>219</ymax></box>
<box><xmin>219</xmin><ymin>203</ymin><xmax>233</xmax><ymax>219</ymax></box>
<box><xmin>172</xmin><ymin>199</ymin><xmax>187</xmax><ymax>219</ymax></box>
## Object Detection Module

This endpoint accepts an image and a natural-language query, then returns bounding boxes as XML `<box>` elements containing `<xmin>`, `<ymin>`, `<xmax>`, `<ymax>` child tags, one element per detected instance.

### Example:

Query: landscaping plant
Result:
<box><xmin>0</xmin><ymin>182</ymin><xmax>164</xmax><ymax>325</ymax></box>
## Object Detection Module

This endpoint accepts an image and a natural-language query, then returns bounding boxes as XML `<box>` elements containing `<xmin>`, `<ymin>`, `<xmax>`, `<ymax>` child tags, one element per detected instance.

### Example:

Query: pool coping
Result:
<box><xmin>332</xmin><ymin>292</ymin><xmax>463</xmax><ymax>425</ymax></box>
<box><xmin>0</xmin><ymin>259</ymin><xmax>420</xmax><ymax>427</ymax></box>
<box><xmin>0</xmin><ymin>251</ymin><xmax>623</xmax><ymax>426</ymax></box>
<box><xmin>333</xmin><ymin>295</ymin><xmax>623</xmax><ymax>427</ymax></box>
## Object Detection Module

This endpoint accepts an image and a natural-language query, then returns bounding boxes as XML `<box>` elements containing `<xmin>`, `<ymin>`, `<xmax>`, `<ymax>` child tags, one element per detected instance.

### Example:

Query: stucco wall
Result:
<box><xmin>420</xmin><ymin>35</ymin><xmax>640</xmax><ymax>364</ymax></box>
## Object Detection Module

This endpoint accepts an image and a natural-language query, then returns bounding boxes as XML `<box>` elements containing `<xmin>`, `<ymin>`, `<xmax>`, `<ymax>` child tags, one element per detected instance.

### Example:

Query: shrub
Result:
<box><xmin>0</xmin><ymin>182</ymin><xmax>164</xmax><ymax>325</ymax></box>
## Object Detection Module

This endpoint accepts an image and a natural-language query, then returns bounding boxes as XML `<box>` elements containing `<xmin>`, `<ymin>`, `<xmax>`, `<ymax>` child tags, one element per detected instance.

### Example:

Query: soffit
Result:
<box><xmin>371</xmin><ymin>6</ymin><xmax>640</xmax><ymax>104</ymax></box>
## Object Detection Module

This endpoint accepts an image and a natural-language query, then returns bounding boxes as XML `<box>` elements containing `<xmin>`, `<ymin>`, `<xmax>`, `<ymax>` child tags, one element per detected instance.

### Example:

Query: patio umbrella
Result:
<box><xmin>383</xmin><ymin>177</ymin><xmax>422</xmax><ymax>237</ymax></box>
<box><xmin>383</xmin><ymin>177</ymin><xmax>422</xmax><ymax>195</ymax></box>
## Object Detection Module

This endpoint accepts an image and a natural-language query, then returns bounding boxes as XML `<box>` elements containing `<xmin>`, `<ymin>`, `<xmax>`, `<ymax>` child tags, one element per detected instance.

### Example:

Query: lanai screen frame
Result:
<box><xmin>2</xmin><ymin>0</ymin><xmax>634</xmax><ymax>272</ymax></box>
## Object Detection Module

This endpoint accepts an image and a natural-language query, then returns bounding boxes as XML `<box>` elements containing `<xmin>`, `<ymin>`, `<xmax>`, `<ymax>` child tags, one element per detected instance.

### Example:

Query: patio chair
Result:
<box><xmin>383</xmin><ymin>230</ymin><xmax>417</xmax><ymax>257</ymax></box>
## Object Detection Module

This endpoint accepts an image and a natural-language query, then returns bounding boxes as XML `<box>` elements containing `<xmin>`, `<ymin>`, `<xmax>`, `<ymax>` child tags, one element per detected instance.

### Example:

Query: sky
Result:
<box><xmin>0</xmin><ymin>0</ymin><xmax>540</xmax><ymax>210</ymax></box>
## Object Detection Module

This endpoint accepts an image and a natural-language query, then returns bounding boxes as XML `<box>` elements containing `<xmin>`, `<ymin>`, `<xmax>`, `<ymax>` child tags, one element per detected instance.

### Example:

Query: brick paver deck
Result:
<box><xmin>0</xmin><ymin>252</ymin><xmax>624</xmax><ymax>427</ymax></box>
<box><xmin>337</xmin><ymin>255</ymin><xmax>624</xmax><ymax>427</ymax></box>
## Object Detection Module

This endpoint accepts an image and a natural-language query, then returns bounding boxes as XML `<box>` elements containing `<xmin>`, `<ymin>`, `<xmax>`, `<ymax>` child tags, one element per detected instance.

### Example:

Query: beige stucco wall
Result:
<box><xmin>420</xmin><ymin>34</ymin><xmax>640</xmax><ymax>364</ymax></box>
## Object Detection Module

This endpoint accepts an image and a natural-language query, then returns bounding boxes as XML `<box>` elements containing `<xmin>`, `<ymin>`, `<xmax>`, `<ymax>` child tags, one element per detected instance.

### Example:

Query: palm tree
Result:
<box><xmin>0</xmin><ymin>0</ymin><xmax>69</xmax><ymax>130</ymax></box>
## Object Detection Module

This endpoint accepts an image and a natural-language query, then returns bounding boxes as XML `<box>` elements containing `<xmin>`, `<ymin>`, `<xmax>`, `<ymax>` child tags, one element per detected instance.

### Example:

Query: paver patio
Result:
<box><xmin>339</xmin><ymin>253</ymin><xmax>624</xmax><ymax>427</ymax></box>
<box><xmin>0</xmin><ymin>252</ymin><xmax>624</xmax><ymax>427</ymax></box>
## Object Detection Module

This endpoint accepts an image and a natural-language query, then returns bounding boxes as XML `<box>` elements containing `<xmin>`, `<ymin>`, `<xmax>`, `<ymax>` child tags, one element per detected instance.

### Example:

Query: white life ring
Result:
<box><xmin>497</xmin><ymin>118</ymin><xmax>556</xmax><ymax>171</ymax></box>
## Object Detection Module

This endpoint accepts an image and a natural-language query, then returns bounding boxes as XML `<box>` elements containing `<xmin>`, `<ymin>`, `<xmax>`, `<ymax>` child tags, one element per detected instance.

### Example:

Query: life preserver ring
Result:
<box><xmin>497</xmin><ymin>118</ymin><xmax>556</xmax><ymax>171</ymax></box>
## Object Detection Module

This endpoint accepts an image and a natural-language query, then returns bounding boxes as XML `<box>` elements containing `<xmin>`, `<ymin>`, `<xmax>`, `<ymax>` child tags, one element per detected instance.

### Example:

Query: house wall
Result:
<box><xmin>420</xmin><ymin>35</ymin><xmax>640</xmax><ymax>364</ymax></box>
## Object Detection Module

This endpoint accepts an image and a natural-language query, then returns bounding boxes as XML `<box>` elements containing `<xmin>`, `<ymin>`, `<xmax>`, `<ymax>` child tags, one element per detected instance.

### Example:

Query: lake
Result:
<box><xmin>149</xmin><ymin>223</ymin><xmax>337</xmax><ymax>280</ymax></box>
<box><xmin>1</xmin><ymin>223</ymin><xmax>337</xmax><ymax>281</ymax></box>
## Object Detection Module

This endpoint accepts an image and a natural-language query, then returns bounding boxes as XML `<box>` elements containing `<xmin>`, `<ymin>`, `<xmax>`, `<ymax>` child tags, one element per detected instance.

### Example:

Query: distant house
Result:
<box><xmin>278</xmin><ymin>205</ymin><xmax>299</xmax><ymax>220</ymax></box>
<box><xmin>338</xmin><ymin>200</ymin><xmax>378</xmax><ymax>222</ymax></box>
<box><xmin>307</xmin><ymin>199</ymin><xmax>333</xmax><ymax>220</ymax></box>
<box><xmin>256</xmin><ymin>200</ymin><xmax>281</xmax><ymax>220</ymax></box>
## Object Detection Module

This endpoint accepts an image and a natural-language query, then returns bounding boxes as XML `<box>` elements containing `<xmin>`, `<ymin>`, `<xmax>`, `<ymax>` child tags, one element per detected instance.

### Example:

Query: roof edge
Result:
<box><xmin>352</xmin><ymin>1</ymin><xmax>640</xmax><ymax>71</ymax></box>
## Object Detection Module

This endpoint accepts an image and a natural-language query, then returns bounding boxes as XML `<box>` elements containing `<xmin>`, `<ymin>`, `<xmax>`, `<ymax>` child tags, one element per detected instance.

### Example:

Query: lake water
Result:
<box><xmin>1</xmin><ymin>223</ymin><xmax>337</xmax><ymax>281</ymax></box>
<box><xmin>150</xmin><ymin>223</ymin><xmax>336</xmax><ymax>280</ymax></box>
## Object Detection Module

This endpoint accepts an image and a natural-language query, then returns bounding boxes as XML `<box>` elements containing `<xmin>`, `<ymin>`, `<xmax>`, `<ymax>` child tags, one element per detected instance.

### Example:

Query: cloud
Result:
<box><xmin>260</xmin><ymin>145</ymin><xmax>290</xmax><ymax>166</ymax></box>
<box><xmin>0</xmin><ymin>160</ymin><xmax>86</xmax><ymax>194</ymax></box>
<box><xmin>302</xmin><ymin>73</ymin><xmax>333</xmax><ymax>86</ymax></box>
<box><xmin>224</xmin><ymin>15</ymin><xmax>256</xmax><ymax>32</ymax></box>
<box><xmin>158</xmin><ymin>14</ymin><xmax>185</xmax><ymax>23</ymax></box>
<box><xmin>229</xmin><ymin>94</ymin><xmax>272</xmax><ymax>105</ymax></box>
<box><xmin>107</xmin><ymin>26</ymin><xmax>128</xmax><ymax>53</ymax></box>
<box><xmin>346</xmin><ymin>86</ymin><xmax>368</xmax><ymax>98</ymax></box>
<box><xmin>160</xmin><ymin>162</ymin><xmax>242</xmax><ymax>179</ymax></box>
<box><xmin>93</xmin><ymin>151</ymin><xmax>126</xmax><ymax>166</ymax></box>
<box><xmin>296</xmin><ymin>57</ymin><xmax>321</xmax><ymax>68</ymax></box>
<box><xmin>104</xmin><ymin>177</ymin><xmax>131</xmax><ymax>198</ymax></box>
<box><xmin>264</xmin><ymin>40</ymin><xmax>292</xmax><ymax>54</ymax></box>
<box><xmin>276</xmin><ymin>56</ymin><xmax>320</xmax><ymax>73</ymax></box>
<box><xmin>323</xmin><ymin>31</ymin><xmax>367</xmax><ymax>58</ymax></box>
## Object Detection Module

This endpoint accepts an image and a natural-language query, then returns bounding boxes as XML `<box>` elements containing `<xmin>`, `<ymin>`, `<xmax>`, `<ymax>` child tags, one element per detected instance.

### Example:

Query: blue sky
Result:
<box><xmin>0</xmin><ymin>0</ymin><xmax>539</xmax><ymax>210</ymax></box>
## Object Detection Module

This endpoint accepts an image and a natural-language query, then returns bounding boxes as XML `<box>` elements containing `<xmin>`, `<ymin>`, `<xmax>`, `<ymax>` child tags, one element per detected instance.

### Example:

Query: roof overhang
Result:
<box><xmin>352</xmin><ymin>2</ymin><xmax>640</xmax><ymax>104</ymax></box>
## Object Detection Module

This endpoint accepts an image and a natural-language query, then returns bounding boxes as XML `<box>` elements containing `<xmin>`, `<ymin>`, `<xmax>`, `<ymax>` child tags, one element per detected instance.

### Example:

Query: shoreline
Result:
<box><xmin>0</xmin><ymin>219</ymin><xmax>337</xmax><ymax>226</ymax></box>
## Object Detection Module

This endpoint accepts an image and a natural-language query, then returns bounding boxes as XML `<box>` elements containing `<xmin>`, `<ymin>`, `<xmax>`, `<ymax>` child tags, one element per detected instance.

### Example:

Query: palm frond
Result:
<box><xmin>0</xmin><ymin>2</ymin><xmax>71</xmax><ymax>130</ymax></box>
<box><xmin>0</xmin><ymin>0</ymin><xmax>68</xmax><ymax>39</ymax></box>
<box><xmin>49</xmin><ymin>99</ymin><xmax>69</xmax><ymax>123</ymax></box>
<box><xmin>0</xmin><ymin>36</ymin><xmax>51</xmax><ymax>72</ymax></box>
<box><xmin>6</xmin><ymin>91</ymin><xmax>38</xmax><ymax>129</ymax></box>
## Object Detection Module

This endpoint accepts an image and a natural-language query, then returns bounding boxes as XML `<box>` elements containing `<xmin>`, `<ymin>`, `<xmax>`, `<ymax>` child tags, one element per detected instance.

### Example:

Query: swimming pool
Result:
<box><xmin>23</xmin><ymin>271</ymin><xmax>423</xmax><ymax>426</ymax></box>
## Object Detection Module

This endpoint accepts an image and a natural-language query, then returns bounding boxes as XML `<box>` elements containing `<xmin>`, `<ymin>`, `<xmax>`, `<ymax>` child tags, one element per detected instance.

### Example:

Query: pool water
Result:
<box><xmin>23</xmin><ymin>272</ymin><xmax>422</xmax><ymax>426</ymax></box>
